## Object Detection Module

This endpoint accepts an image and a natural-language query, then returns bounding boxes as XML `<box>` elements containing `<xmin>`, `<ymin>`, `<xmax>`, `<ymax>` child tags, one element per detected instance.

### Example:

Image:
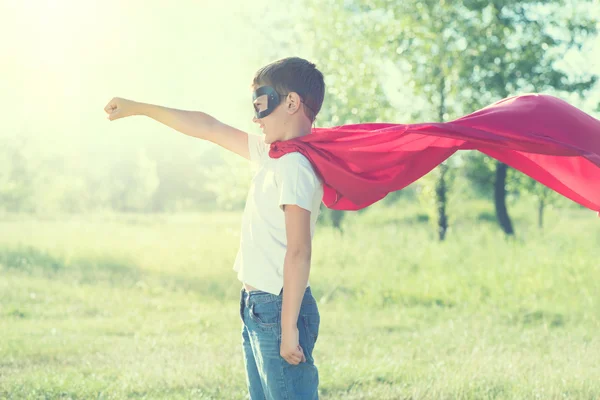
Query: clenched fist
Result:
<box><xmin>104</xmin><ymin>97</ymin><xmax>141</xmax><ymax>121</ymax></box>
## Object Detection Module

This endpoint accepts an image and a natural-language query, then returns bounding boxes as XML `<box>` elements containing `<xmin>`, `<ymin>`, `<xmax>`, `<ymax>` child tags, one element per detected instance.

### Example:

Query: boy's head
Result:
<box><xmin>251</xmin><ymin>57</ymin><xmax>325</xmax><ymax>144</ymax></box>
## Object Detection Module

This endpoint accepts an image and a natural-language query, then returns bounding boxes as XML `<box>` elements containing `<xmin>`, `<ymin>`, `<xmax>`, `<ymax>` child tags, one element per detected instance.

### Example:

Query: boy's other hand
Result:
<box><xmin>281</xmin><ymin>326</ymin><xmax>306</xmax><ymax>365</ymax></box>
<box><xmin>104</xmin><ymin>97</ymin><xmax>140</xmax><ymax>121</ymax></box>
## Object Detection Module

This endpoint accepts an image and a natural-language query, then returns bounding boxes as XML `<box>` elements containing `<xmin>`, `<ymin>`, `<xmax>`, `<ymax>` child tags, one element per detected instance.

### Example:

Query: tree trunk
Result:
<box><xmin>538</xmin><ymin>196</ymin><xmax>545</xmax><ymax>229</ymax></box>
<box><xmin>436</xmin><ymin>163</ymin><xmax>449</xmax><ymax>241</ymax></box>
<box><xmin>435</xmin><ymin>74</ymin><xmax>448</xmax><ymax>241</ymax></box>
<box><xmin>331</xmin><ymin>209</ymin><xmax>344</xmax><ymax>235</ymax></box>
<box><xmin>494</xmin><ymin>162</ymin><xmax>514</xmax><ymax>235</ymax></box>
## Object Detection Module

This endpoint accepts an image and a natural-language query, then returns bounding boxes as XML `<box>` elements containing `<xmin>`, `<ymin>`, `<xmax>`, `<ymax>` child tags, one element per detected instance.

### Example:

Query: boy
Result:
<box><xmin>104</xmin><ymin>57</ymin><xmax>325</xmax><ymax>399</ymax></box>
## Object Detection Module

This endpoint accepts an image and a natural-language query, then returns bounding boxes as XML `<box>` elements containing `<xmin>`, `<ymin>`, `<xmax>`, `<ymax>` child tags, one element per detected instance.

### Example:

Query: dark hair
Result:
<box><xmin>253</xmin><ymin>57</ymin><xmax>325</xmax><ymax>123</ymax></box>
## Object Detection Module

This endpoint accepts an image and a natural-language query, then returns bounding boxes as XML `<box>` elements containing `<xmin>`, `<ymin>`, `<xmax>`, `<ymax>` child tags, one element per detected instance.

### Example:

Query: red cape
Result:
<box><xmin>268</xmin><ymin>94</ymin><xmax>600</xmax><ymax>211</ymax></box>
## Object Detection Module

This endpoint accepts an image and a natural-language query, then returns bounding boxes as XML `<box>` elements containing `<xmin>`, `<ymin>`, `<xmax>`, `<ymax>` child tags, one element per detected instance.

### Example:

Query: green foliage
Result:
<box><xmin>414</xmin><ymin>155</ymin><xmax>468</xmax><ymax>237</ymax></box>
<box><xmin>202</xmin><ymin>152</ymin><xmax>253</xmax><ymax>211</ymax></box>
<box><xmin>381</xmin><ymin>187</ymin><xmax>416</xmax><ymax>207</ymax></box>
<box><xmin>445</xmin><ymin>0</ymin><xmax>597</xmax><ymax>234</ymax></box>
<box><xmin>0</xmin><ymin>135</ymin><xmax>228</xmax><ymax>214</ymax></box>
<box><xmin>108</xmin><ymin>148</ymin><xmax>160</xmax><ymax>212</ymax></box>
<box><xmin>299</xmin><ymin>2</ymin><xmax>400</xmax><ymax>126</ymax></box>
<box><xmin>461</xmin><ymin>152</ymin><xmax>497</xmax><ymax>197</ymax></box>
<box><xmin>0</xmin><ymin>137</ymin><xmax>36</xmax><ymax>213</ymax></box>
<box><xmin>0</xmin><ymin>136</ymin><xmax>95</xmax><ymax>214</ymax></box>
<box><xmin>149</xmin><ymin>148</ymin><xmax>222</xmax><ymax>213</ymax></box>
<box><xmin>458</xmin><ymin>0</ymin><xmax>598</xmax><ymax>109</ymax></box>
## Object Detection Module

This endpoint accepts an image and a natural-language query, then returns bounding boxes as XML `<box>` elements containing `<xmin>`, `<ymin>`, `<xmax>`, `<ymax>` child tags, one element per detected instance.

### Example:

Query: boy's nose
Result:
<box><xmin>252</xmin><ymin>116</ymin><xmax>261</xmax><ymax>124</ymax></box>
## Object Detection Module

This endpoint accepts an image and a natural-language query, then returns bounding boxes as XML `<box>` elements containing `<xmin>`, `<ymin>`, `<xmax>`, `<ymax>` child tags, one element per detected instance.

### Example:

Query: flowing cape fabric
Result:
<box><xmin>268</xmin><ymin>93</ymin><xmax>600</xmax><ymax>212</ymax></box>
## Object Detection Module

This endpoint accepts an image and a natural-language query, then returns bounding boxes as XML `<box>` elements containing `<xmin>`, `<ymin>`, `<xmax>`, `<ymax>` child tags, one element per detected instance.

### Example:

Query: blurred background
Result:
<box><xmin>1</xmin><ymin>0</ymin><xmax>598</xmax><ymax>227</ymax></box>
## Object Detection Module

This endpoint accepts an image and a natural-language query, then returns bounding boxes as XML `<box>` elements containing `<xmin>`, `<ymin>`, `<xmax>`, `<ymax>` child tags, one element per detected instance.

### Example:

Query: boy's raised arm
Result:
<box><xmin>104</xmin><ymin>97</ymin><xmax>252</xmax><ymax>161</ymax></box>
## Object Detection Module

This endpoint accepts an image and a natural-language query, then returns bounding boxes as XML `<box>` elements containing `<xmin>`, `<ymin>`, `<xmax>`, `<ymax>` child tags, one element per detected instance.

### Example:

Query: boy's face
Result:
<box><xmin>251</xmin><ymin>86</ymin><xmax>291</xmax><ymax>144</ymax></box>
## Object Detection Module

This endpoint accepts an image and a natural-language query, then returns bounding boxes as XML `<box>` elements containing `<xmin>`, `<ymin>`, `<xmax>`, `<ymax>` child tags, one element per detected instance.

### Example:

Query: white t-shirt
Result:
<box><xmin>233</xmin><ymin>133</ymin><xmax>324</xmax><ymax>295</ymax></box>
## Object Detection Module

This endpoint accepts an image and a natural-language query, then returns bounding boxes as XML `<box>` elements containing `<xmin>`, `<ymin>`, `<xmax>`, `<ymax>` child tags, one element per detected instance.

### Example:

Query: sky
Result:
<box><xmin>1</xmin><ymin>0</ymin><xmax>599</xmax><ymax>171</ymax></box>
<box><xmin>1</xmin><ymin>0</ymin><xmax>278</xmax><ymax>167</ymax></box>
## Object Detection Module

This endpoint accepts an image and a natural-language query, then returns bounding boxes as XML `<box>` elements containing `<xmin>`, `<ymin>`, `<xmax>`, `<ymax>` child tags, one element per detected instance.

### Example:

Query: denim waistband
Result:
<box><xmin>240</xmin><ymin>286</ymin><xmax>313</xmax><ymax>304</ymax></box>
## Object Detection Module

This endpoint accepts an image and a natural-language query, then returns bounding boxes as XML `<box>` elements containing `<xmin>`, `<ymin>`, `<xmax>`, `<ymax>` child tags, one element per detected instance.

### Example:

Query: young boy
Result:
<box><xmin>104</xmin><ymin>57</ymin><xmax>325</xmax><ymax>399</ymax></box>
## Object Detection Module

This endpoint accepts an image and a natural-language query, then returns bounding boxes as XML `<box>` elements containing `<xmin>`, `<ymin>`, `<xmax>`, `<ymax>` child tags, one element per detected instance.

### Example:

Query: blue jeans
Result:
<box><xmin>239</xmin><ymin>286</ymin><xmax>320</xmax><ymax>399</ymax></box>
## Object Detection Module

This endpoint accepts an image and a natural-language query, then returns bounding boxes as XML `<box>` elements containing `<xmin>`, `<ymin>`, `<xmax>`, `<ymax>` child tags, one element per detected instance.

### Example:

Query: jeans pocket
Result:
<box><xmin>302</xmin><ymin>312</ymin><xmax>320</xmax><ymax>345</ymax></box>
<box><xmin>239</xmin><ymin>292</ymin><xmax>245</xmax><ymax>322</ymax></box>
<box><xmin>249</xmin><ymin>301</ymin><xmax>280</xmax><ymax>330</ymax></box>
<box><xmin>300</xmin><ymin>312</ymin><xmax>319</xmax><ymax>365</ymax></box>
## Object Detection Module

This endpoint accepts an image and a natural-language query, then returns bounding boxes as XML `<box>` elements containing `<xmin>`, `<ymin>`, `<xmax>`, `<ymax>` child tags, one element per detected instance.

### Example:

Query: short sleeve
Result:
<box><xmin>275</xmin><ymin>153</ymin><xmax>321</xmax><ymax>213</ymax></box>
<box><xmin>247</xmin><ymin>133</ymin><xmax>267</xmax><ymax>165</ymax></box>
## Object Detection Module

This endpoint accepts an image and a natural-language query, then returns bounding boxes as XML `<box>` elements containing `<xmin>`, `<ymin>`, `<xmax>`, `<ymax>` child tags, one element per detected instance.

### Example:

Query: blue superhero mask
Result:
<box><xmin>253</xmin><ymin>86</ymin><xmax>283</xmax><ymax>119</ymax></box>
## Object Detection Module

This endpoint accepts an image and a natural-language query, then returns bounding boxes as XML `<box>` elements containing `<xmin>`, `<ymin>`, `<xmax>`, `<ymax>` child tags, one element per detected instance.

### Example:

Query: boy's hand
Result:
<box><xmin>280</xmin><ymin>326</ymin><xmax>306</xmax><ymax>365</ymax></box>
<box><xmin>104</xmin><ymin>97</ymin><xmax>141</xmax><ymax>121</ymax></box>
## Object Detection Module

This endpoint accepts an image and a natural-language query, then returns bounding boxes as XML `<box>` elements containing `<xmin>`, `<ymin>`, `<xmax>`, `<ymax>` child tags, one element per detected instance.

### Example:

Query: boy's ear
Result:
<box><xmin>286</xmin><ymin>92</ymin><xmax>302</xmax><ymax>115</ymax></box>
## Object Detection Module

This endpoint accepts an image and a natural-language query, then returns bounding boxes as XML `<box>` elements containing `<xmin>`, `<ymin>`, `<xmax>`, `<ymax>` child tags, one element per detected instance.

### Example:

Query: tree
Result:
<box><xmin>293</xmin><ymin>2</ymin><xmax>402</xmax><ymax>232</ymax></box>
<box><xmin>458</xmin><ymin>0</ymin><xmax>598</xmax><ymax>235</ymax></box>
<box><xmin>108</xmin><ymin>148</ymin><xmax>160</xmax><ymax>212</ymax></box>
<box><xmin>298</xmin><ymin>0</ymin><xmax>472</xmax><ymax>238</ymax></box>
<box><xmin>390</xmin><ymin>1</ymin><xmax>466</xmax><ymax>240</ymax></box>
<box><xmin>254</xmin><ymin>0</ymin><xmax>598</xmax><ymax>236</ymax></box>
<box><xmin>0</xmin><ymin>136</ymin><xmax>36</xmax><ymax>213</ymax></box>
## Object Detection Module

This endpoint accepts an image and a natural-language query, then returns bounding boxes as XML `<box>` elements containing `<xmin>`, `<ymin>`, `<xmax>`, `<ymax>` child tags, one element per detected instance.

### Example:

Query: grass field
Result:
<box><xmin>1</xmin><ymin>200</ymin><xmax>599</xmax><ymax>399</ymax></box>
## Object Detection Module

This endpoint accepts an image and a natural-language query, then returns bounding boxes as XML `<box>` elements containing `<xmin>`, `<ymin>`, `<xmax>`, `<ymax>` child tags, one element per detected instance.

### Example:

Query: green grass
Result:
<box><xmin>1</xmin><ymin>202</ymin><xmax>599</xmax><ymax>399</ymax></box>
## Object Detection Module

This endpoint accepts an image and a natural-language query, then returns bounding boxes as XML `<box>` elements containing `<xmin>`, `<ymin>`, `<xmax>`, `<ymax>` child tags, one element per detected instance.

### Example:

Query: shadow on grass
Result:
<box><xmin>0</xmin><ymin>244</ymin><xmax>231</xmax><ymax>301</ymax></box>
<box><xmin>0</xmin><ymin>244</ymin><xmax>141</xmax><ymax>287</ymax></box>
<box><xmin>506</xmin><ymin>308</ymin><xmax>567</xmax><ymax>328</ymax></box>
<box><xmin>318</xmin><ymin>284</ymin><xmax>454</xmax><ymax>309</ymax></box>
<box><xmin>0</xmin><ymin>245</ymin><xmax>65</xmax><ymax>272</ymax></box>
